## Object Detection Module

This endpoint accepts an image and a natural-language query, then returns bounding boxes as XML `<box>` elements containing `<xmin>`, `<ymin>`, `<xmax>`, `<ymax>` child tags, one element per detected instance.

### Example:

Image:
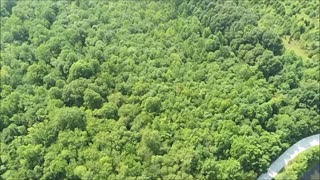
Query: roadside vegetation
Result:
<box><xmin>276</xmin><ymin>146</ymin><xmax>320</xmax><ymax>180</ymax></box>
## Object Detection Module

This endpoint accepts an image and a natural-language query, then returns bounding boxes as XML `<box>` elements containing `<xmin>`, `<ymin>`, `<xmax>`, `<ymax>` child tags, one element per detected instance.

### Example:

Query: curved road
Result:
<box><xmin>258</xmin><ymin>134</ymin><xmax>320</xmax><ymax>180</ymax></box>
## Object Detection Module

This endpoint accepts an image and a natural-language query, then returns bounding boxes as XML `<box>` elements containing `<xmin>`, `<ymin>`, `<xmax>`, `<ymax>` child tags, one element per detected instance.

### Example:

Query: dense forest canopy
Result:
<box><xmin>0</xmin><ymin>0</ymin><xmax>319</xmax><ymax>179</ymax></box>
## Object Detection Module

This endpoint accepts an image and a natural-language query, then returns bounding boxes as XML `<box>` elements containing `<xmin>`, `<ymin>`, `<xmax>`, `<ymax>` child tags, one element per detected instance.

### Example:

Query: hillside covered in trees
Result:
<box><xmin>0</xmin><ymin>0</ymin><xmax>319</xmax><ymax>179</ymax></box>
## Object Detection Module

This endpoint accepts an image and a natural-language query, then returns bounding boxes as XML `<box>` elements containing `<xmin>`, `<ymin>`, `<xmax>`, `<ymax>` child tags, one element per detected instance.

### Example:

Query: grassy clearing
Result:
<box><xmin>282</xmin><ymin>36</ymin><xmax>310</xmax><ymax>61</ymax></box>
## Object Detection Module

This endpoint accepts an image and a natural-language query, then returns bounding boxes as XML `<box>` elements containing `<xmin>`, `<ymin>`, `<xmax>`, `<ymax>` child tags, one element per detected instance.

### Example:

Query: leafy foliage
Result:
<box><xmin>276</xmin><ymin>146</ymin><xmax>320</xmax><ymax>180</ymax></box>
<box><xmin>0</xmin><ymin>0</ymin><xmax>319</xmax><ymax>179</ymax></box>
